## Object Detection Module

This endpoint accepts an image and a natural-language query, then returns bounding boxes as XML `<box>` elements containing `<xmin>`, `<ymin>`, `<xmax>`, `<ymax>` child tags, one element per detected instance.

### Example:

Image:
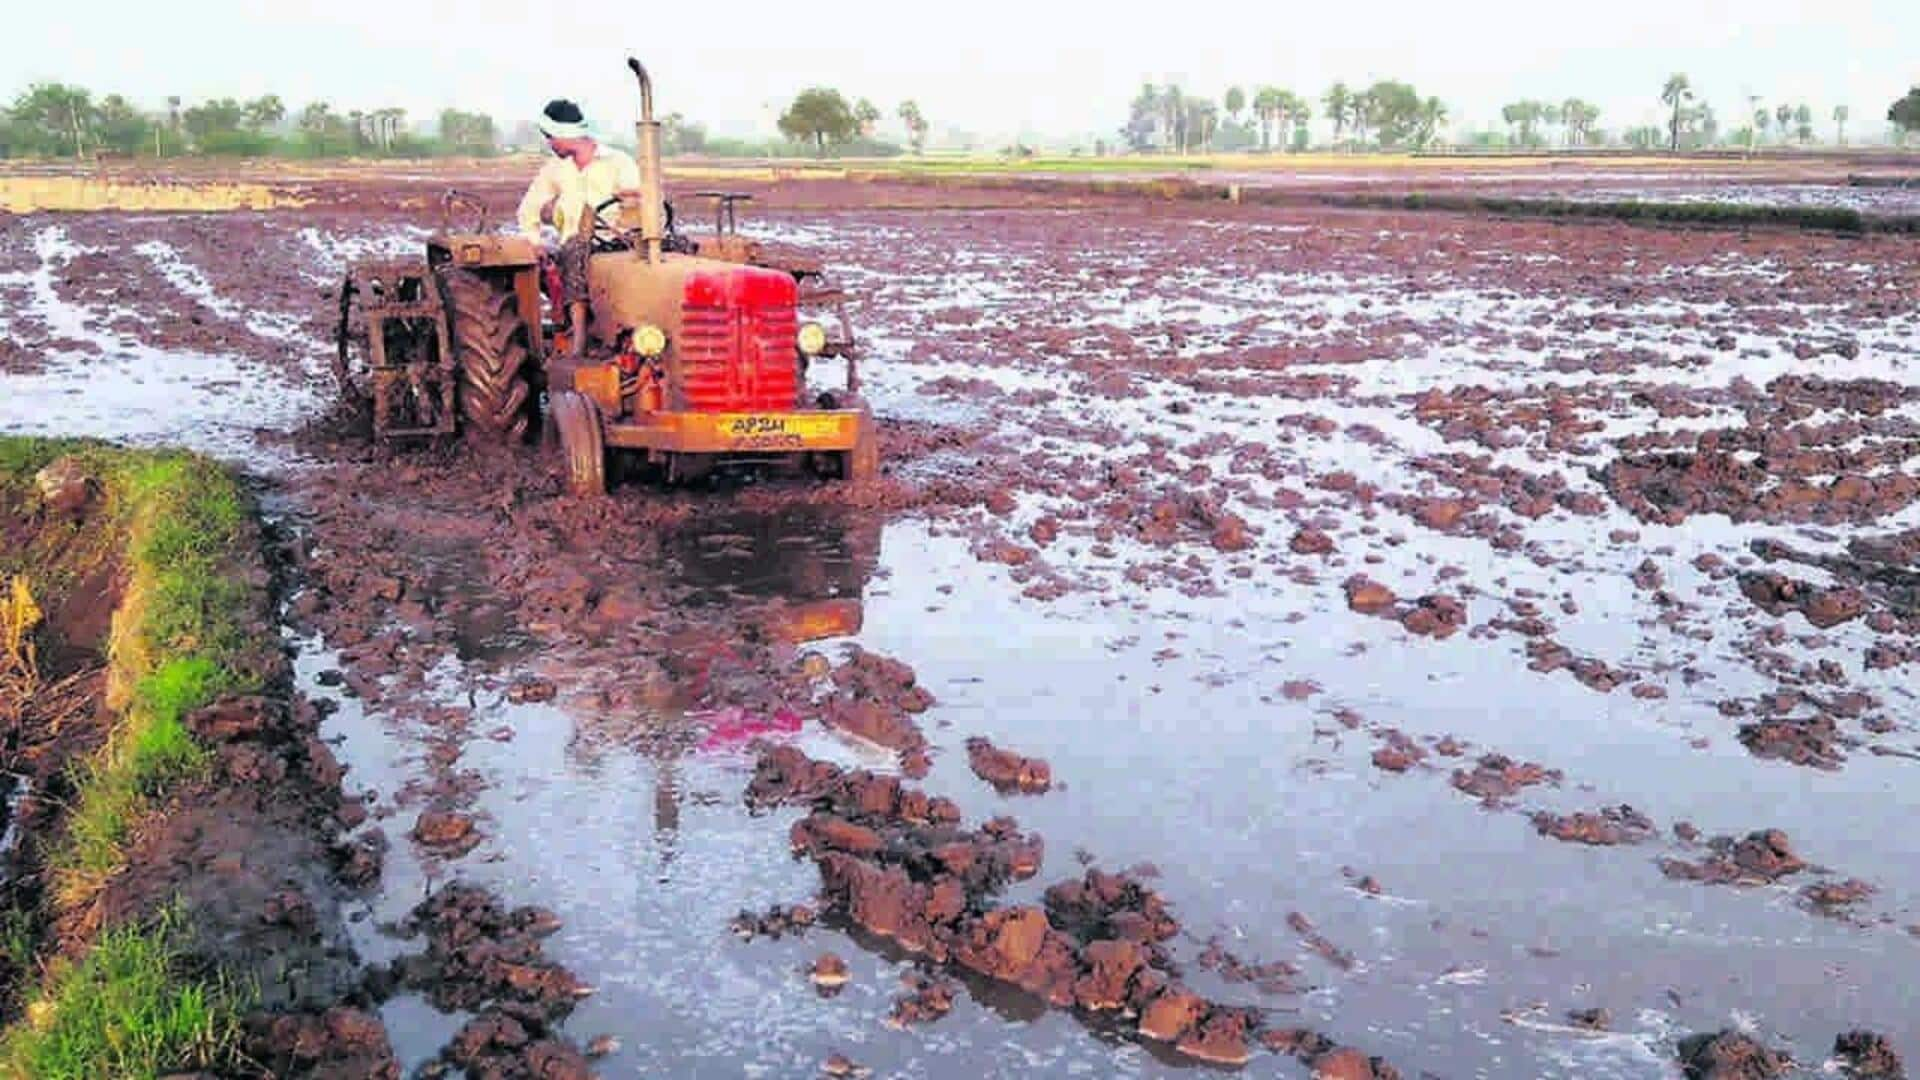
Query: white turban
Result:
<box><xmin>537</xmin><ymin>114</ymin><xmax>591</xmax><ymax>140</ymax></box>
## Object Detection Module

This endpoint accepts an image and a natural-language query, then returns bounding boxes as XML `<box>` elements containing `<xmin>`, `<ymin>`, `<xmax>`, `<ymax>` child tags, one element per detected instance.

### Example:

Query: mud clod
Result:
<box><xmin>413</xmin><ymin>809</ymin><xmax>479</xmax><ymax>852</ymax></box>
<box><xmin>1567</xmin><ymin>1007</ymin><xmax>1612</xmax><ymax>1031</ymax></box>
<box><xmin>241</xmin><ymin>1007</ymin><xmax>400</xmax><ymax>1080</ymax></box>
<box><xmin>809</xmin><ymin>951</ymin><xmax>851</xmax><ymax>991</ymax></box>
<box><xmin>1451</xmin><ymin>753</ymin><xmax>1562</xmax><ymax>803</ymax></box>
<box><xmin>436</xmin><ymin>1004</ymin><xmax>595</xmax><ymax>1080</ymax></box>
<box><xmin>747</xmin><ymin>746</ymin><xmax>1262</xmax><ymax>1063</ymax></box>
<box><xmin>1344</xmin><ymin>576</ymin><xmax>1398</xmax><ymax>614</ymax></box>
<box><xmin>1802</xmin><ymin>878</ymin><xmax>1876</xmax><ymax>911</ymax></box>
<box><xmin>966</xmin><ymin>736</ymin><xmax>1053</xmax><ymax>793</ymax></box>
<box><xmin>390</xmin><ymin>884</ymin><xmax>592</xmax><ymax>1020</ymax></box>
<box><xmin>1291</xmin><ymin>528</ymin><xmax>1336</xmax><ymax>555</ymax></box>
<box><xmin>505</xmin><ymin>678</ymin><xmax>557</xmax><ymax>704</ymax></box>
<box><xmin>1739</xmin><ymin>572</ymin><xmax>1868</xmax><ymax>629</ymax></box>
<box><xmin>34</xmin><ymin>456</ymin><xmax>98</xmax><ymax>517</ymax></box>
<box><xmin>1834</xmin><ymin>1030</ymin><xmax>1905</xmax><ymax>1078</ymax></box>
<box><xmin>821</xmin><ymin>1052</ymin><xmax>873</xmax><ymax>1078</ymax></box>
<box><xmin>886</xmin><ymin>971</ymin><xmax>957</xmax><ymax>1027</ymax></box>
<box><xmin>1676</xmin><ymin>1029</ymin><xmax>1792</xmax><ymax>1079</ymax></box>
<box><xmin>1660</xmin><ymin>830</ymin><xmax>1807</xmax><ymax>885</ymax></box>
<box><xmin>1530</xmin><ymin>805</ymin><xmax>1655</xmax><ymax>846</ymax></box>
<box><xmin>1308</xmin><ymin>1045</ymin><xmax>1404</xmax><ymax>1079</ymax></box>
<box><xmin>729</xmin><ymin>903</ymin><xmax>816</xmax><ymax>941</ymax></box>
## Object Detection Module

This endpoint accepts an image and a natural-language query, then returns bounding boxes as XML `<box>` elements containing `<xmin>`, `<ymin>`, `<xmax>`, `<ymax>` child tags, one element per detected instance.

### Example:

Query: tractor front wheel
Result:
<box><xmin>438</xmin><ymin>268</ymin><xmax>533</xmax><ymax>445</ymax></box>
<box><xmin>550</xmin><ymin>391</ymin><xmax>606</xmax><ymax>497</ymax></box>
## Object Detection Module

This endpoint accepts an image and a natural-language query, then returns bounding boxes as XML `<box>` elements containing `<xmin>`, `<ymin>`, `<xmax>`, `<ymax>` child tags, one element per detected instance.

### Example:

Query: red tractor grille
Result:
<box><xmin>677</xmin><ymin>269</ymin><xmax>800</xmax><ymax>412</ymax></box>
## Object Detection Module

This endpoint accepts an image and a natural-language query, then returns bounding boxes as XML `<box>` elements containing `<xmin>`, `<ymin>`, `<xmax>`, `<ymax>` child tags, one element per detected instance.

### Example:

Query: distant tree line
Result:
<box><xmin>1122</xmin><ymin>80</ymin><xmax>1443</xmax><ymax>152</ymax></box>
<box><xmin>0</xmin><ymin>82</ymin><xmax>502</xmax><ymax>159</ymax></box>
<box><xmin>1496</xmin><ymin>99</ymin><xmax>1601</xmax><ymax>147</ymax></box>
<box><xmin>1119</xmin><ymin>73</ymin><xmax>1920</xmax><ymax>154</ymax></box>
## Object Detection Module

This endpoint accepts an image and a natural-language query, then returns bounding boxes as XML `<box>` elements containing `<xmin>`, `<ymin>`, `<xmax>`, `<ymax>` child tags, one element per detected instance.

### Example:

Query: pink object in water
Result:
<box><xmin>696</xmin><ymin>706</ymin><xmax>803</xmax><ymax>751</ymax></box>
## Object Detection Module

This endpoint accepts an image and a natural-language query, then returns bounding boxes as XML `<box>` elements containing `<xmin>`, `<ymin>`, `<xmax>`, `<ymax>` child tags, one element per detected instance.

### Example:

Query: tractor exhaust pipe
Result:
<box><xmin>627</xmin><ymin>56</ymin><xmax>665</xmax><ymax>265</ymax></box>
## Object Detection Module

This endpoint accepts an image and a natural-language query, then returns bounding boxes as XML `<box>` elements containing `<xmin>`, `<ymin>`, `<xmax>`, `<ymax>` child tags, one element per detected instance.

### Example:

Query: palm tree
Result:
<box><xmin>1252</xmin><ymin>87</ymin><xmax>1281</xmax><ymax>151</ymax></box>
<box><xmin>1163</xmin><ymin>85</ymin><xmax>1185</xmax><ymax>153</ymax></box>
<box><xmin>1288</xmin><ymin>98</ymin><xmax>1312</xmax><ymax>150</ymax></box>
<box><xmin>1661</xmin><ymin>73</ymin><xmax>1692</xmax><ymax>151</ymax></box>
<box><xmin>163</xmin><ymin>95</ymin><xmax>181</xmax><ymax>156</ymax></box>
<box><xmin>1774</xmin><ymin>103</ymin><xmax>1792</xmax><ymax>145</ymax></box>
<box><xmin>1324</xmin><ymin>82</ymin><xmax>1351</xmax><ymax>146</ymax></box>
<box><xmin>1833</xmin><ymin>104</ymin><xmax>1849</xmax><ymax>145</ymax></box>
<box><xmin>1560</xmin><ymin>98</ymin><xmax>1598</xmax><ymax>147</ymax></box>
<box><xmin>897</xmin><ymin>100</ymin><xmax>927</xmax><ymax>153</ymax></box>
<box><xmin>1347</xmin><ymin>90</ymin><xmax>1371</xmax><ymax>148</ymax></box>
<box><xmin>1224</xmin><ymin>86</ymin><xmax>1245</xmax><ymax>127</ymax></box>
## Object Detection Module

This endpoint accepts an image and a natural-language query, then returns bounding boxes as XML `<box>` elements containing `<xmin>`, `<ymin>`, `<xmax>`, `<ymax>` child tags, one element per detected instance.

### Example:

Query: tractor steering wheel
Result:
<box><xmin>590</xmin><ymin>195</ymin><xmax>676</xmax><ymax>253</ymax></box>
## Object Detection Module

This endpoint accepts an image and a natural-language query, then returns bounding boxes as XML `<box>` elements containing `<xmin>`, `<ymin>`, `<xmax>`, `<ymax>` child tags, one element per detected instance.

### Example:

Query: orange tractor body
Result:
<box><xmin>335</xmin><ymin>59</ymin><xmax>874</xmax><ymax>495</ymax></box>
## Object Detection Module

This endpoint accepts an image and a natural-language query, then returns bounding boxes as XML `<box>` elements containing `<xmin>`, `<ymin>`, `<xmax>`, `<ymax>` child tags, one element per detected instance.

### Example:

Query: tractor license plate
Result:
<box><xmin>720</xmin><ymin>414</ymin><xmax>847</xmax><ymax>450</ymax></box>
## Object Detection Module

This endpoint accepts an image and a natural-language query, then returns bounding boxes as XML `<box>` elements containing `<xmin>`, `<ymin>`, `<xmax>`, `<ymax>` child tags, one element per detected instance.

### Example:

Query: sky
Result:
<box><xmin>6</xmin><ymin>0</ymin><xmax>1917</xmax><ymax>145</ymax></box>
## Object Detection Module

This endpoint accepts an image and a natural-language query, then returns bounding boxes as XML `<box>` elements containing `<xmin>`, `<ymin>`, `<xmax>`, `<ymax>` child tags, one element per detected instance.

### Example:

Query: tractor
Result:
<box><xmin>334</xmin><ymin>57</ymin><xmax>874</xmax><ymax>495</ymax></box>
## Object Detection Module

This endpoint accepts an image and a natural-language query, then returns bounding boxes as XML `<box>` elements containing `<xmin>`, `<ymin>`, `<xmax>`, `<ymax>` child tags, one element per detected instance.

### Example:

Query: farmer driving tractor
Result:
<box><xmin>517</xmin><ymin>98</ymin><xmax>642</xmax><ymax>355</ymax></box>
<box><xmin>517</xmin><ymin>98</ymin><xmax>643</xmax><ymax>249</ymax></box>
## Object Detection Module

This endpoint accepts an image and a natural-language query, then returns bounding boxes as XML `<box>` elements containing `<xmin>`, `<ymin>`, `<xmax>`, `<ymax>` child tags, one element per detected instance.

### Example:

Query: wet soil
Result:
<box><xmin>5</xmin><ymin>165</ymin><xmax>1920</xmax><ymax>1076</ymax></box>
<box><xmin>0</xmin><ymin>480</ymin><xmax>121</xmax><ymax>1012</ymax></box>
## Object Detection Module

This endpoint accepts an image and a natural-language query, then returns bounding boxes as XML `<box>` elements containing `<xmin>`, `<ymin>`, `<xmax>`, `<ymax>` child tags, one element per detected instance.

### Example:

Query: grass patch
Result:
<box><xmin>0</xmin><ymin>436</ymin><xmax>263</xmax><ymax>1074</ymax></box>
<box><xmin>2</xmin><ymin>909</ymin><xmax>244</xmax><ymax>1079</ymax></box>
<box><xmin>41</xmin><ymin>447</ymin><xmax>254</xmax><ymax>901</ymax></box>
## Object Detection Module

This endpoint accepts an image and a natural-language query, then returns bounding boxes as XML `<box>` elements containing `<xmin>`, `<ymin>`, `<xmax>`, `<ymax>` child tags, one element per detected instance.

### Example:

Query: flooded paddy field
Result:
<box><xmin>2</xmin><ymin>168</ymin><xmax>1918</xmax><ymax>1077</ymax></box>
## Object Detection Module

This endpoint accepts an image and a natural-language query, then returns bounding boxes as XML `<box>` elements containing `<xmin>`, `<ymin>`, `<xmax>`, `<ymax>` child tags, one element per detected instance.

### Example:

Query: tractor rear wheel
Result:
<box><xmin>550</xmin><ymin>391</ymin><xmax>606</xmax><ymax>497</ymax></box>
<box><xmin>438</xmin><ymin>268</ymin><xmax>533</xmax><ymax>444</ymax></box>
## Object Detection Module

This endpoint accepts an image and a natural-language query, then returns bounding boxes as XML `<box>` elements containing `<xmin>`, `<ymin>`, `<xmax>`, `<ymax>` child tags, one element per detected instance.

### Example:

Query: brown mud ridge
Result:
<box><xmin>745</xmin><ymin>744</ymin><xmax>1392</xmax><ymax>1070</ymax></box>
<box><xmin>131</xmin><ymin>560</ymin><xmax>401</xmax><ymax>1077</ymax></box>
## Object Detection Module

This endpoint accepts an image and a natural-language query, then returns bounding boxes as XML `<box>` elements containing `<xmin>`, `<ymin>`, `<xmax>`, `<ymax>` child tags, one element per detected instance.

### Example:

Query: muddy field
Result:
<box><xmin>3</xmin><ymin>162</ymin><xmax>1920</xmax><ymax>1077</ymax></box>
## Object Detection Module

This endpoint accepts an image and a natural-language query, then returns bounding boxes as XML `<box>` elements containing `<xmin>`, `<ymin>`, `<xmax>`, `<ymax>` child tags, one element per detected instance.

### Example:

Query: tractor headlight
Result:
<box><xmin>632</xmin><ymin>324</ymin><xmax>667</xmax><ymax>358</ymax></box>
<box><xmin>797</xmin><ymin>322</ymin><xmax>828</xmax><ymax>356</ymax></box>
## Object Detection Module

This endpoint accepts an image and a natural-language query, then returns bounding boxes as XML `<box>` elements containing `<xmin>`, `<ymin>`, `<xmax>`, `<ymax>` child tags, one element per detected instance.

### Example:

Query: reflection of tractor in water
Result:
<box><xmin>594</xmin><ymin>505</ymin><xmax>884</xmax><ymax>876</ymax></box>
<box><xmin>335</xmin><ymin>57</ymin><xmax>875</xmax><ymax>495</ymax></box>
<box><xmin>667</xmin><ymin>505</ymin><xmax>883</xmax><ymax>644</ymax></box>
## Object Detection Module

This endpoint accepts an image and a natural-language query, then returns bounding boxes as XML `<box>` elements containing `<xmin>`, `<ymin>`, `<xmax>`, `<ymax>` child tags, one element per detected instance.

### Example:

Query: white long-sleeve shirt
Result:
<box><xmin>515</xmin><ymin>145</ymin><xmax>642</xmax><ymax>243</ymax></box>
